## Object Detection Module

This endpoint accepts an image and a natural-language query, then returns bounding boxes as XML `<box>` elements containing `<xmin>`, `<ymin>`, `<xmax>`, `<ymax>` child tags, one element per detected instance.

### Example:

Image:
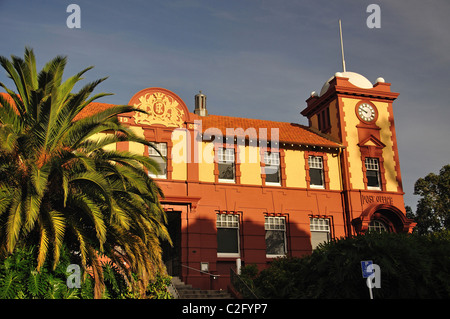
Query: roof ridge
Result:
<box><xmin>204</xmin><ymin>113</ymin><xmax>304</xmax><ymax>126</ymax></box>
<box><xmin>0</xmin><ymin>93</ymin><xmax>342</xmax><ymax>148</ymax></box>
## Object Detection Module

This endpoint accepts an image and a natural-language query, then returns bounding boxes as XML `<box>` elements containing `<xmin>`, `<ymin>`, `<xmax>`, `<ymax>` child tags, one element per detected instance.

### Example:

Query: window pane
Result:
<box><xmin>217</xmin><ymin>228</ymin><xmax>239</xmax><ymax>254</ymax></box>
<box><xmin>366</xmin><ymin>170</ymin><xmax>380</xmax><ymax>187</ymax></box>
<box><xmin>310</xmin><ymin>231</ymin><xmax>330</xmax><ymax>250</ymax></box>
<box><xmin>218</xmin><ymin>148</ymin><xmax>235</xmax><ymax>181</ymax></box>
<box><xmin>151</xmin><ymin>155</ymin><xmax>167</xmax><ymax>176</ymax></box>
<box><xmin>265</xmin><ymin>169</ymin><xmax>280</xmax><ymax>183</ymax></box>
<box><xmin>365</xmin><ymin>158</ymin><xmax>379</xmax><ymax>170</ymax></box>
<box><xmin>368</xmin><ymin>220</ymin><xmax>388</xmax><ymax>233</ymax></box>
<box><xmin>308</xmin><ymin>156</ymin><xmax>323</xmax><ymax>169</ymax></box>
<box><xmin>310</xmin><ymin>218</ymin><xmax>330</xmax><ymax>231</ymax></box>
<box><xmin>310</xmin><ymin>168</ymin><xmax>323</xmax><ymax>186</ymax></box>
<box><xmin>310</xmin><ymin>217</ymin><xmax>331</xmax><ymax>249</ymax></box>
<box><xmin>265</xmin><ymin>230</ymin><xmax>286</xmax><ymax>255</ymax></box>
<box><xmin>218</xmin><ymin>163</ymin><xmax>235</xmax><ymax>180</ymax></box>
<box><xmin>264</xmin><ymin>152</ymin><xmax>280</xmax><ymax>183</ymax></box>
<box><xmin>218</xmin><ymin>148</ymin><xmax>234</xmax><ymax>163</ymax></box>
<box><xmin>217</xmin><ymin>214</ymin><xmax>239</xmax><ymax>228</ymax></box>
<box><xmin>148</xmin><ymin>142</ymin><xmax>167</xmax><ymax>178</ymax></box>
<box><xmin>265</xmin><ymin>217</ymin><xmax>286</xmax><ymax>255</ymax></box>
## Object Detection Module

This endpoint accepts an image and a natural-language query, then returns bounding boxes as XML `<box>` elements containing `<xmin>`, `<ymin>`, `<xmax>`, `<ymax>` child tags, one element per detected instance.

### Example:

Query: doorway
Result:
<box><xmin>162</xmin><ymin>211</ymin><xmax>182</xmax><ymax>277</ymax></box>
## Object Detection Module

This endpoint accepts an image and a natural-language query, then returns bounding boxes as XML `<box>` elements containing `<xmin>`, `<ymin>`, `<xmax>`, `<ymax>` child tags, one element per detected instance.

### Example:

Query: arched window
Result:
<box><xmin>368</xmin><ymin>220</ymin><xmax>388</xmax><ymax>233</ymax></box>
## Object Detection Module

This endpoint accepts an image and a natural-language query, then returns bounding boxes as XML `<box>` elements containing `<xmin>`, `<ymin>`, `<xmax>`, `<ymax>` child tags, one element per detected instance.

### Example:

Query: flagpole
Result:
<box><xmin>339</xmin><ymin>19</ymin><xmax>346</xmax><ymax>72</ymax></box>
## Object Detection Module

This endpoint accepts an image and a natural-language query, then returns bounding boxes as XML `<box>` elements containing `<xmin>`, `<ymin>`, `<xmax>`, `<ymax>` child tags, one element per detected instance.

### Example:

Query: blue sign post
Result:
<box><xmin>361</xmin><ymin>260</ymin><xmax>374</xmax><ymax>278</ymax></box>
<box><xmin>361</xmin><ymin>260</ymin><xmax>374</xmax><ymax>299</ymax></box>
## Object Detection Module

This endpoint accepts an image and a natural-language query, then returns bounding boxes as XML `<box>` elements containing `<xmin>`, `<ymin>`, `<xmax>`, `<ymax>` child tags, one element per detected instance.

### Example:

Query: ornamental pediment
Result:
<box><xmin>358</xmin><ymin>135</ymin><xmax>385</xmax><ymax>149</ymax></box>
<box><xmin>128</xmin><ymin>88</ymin><xmax>189</xmax><ymax>128</ymax></box>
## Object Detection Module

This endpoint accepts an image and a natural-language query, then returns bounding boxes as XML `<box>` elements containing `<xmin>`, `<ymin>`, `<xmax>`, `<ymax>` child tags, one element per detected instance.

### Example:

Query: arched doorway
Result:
<box><xmin>352</xmin><ymin>204</ymin><xmax>416</xmax><ymax>234</ymax></box>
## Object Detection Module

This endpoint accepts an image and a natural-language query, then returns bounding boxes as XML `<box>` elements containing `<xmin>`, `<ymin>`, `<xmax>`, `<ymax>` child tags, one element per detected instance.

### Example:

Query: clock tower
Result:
<box><xmin>301</xmin><ymin>71</ymin><xmax>416</xmax><ymax>235</ymax></box>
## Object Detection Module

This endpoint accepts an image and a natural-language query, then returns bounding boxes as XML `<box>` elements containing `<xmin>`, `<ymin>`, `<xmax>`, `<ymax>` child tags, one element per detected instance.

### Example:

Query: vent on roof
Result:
<box><xmin>194</xmin><ymin>90</ymin><xmax>208</xmax><ymax>116</ymax></box>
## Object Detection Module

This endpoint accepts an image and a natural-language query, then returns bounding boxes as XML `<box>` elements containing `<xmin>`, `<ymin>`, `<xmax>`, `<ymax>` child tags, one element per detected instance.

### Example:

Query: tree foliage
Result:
<box><xmin>237</xmin><ymin>232</ymin><xmax>450</xmax><ymax>299</ymax></box>
<box><xmin>0</xmin><ymin>47</ymin><xmax>171</xmax><ymax>297</ymax></box>
<box><xmin>411</xmin><ymin>164</ymin><xmax>450</xmax><ymax>234</ymax></box>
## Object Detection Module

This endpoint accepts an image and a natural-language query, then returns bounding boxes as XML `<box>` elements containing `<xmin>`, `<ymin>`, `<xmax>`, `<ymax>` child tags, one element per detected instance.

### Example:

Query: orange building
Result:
<box><xmin>86</xmin><ymin>71</ymin><xmax>415</xmax><ymax>291</ymax></box>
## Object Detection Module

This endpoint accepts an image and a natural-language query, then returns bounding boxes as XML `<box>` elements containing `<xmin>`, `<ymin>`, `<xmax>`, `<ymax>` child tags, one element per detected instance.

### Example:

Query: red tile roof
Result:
<box><xmin>196</xmin><ymin>114</ymin><xmax>341</xmax><ymax>148</ymax></box>
<box><xmin>0</xmin><ymin>93</ymin><xmax>118</xmax><ymax>121</ymax></box>
<box><xmin>72</xmin><ymin>102</ymin><xmax>119</xmax><ymax>121</ymax></box>
<box><xmin>0</xmin><ymin>93</ymin><xmax>341</xmax><ymax>148</ymax></box>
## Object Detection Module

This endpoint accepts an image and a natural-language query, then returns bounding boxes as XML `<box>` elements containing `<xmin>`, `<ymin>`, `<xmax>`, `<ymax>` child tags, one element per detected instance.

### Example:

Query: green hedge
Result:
<box><xmin>239</xmin><ymin>232</ymin><xmax>450</xmax><ymax>299</ymax></box>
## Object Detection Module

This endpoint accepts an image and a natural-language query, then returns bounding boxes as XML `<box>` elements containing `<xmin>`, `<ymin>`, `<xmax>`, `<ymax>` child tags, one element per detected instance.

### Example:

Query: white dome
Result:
<box><xmin>319</xmin><ymin>71</ymin><xmax>373</xmax><ymax>96</ymax></box>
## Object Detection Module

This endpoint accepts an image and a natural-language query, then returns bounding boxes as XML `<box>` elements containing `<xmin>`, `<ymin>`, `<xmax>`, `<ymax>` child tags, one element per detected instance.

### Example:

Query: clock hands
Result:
<box><xmin>359</xmin><ymin>104</ymin><xmax>375</xmax><ymax>121</ymax></box>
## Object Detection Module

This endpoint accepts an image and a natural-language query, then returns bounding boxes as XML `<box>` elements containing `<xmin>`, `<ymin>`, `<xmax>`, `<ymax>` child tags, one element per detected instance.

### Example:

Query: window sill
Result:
<box><xmin>266</xmin><ymin>254</ymin><xmax>286</xmax><ymax>259</ymax></box>
<box><xmin>367</xmin><ymin>186</ymin><xmax>381</xmax><ymax>191</ymax></box>
<box><xmin>218</xmin><ymin>179</ymin><xmax>235</xmax><ymax>184</ymax></box>
<box><xmin>149</xmin><ymin>175</ymin><xmax>167</xmax><ymax>180</ymax></box>
<box><xmin>310</xmin><ymin>184</ymin><xmax>325</xmax><ymax>189</ymax></box>
<box><xmin>265</xmin><ymin>182</ymin><xmax>281</xmax><ymax>187</ymax></box>
<box><xmin>217</xmin><ymin>253</ymin><xmax>240</xmax><ymax>258</ymax></box>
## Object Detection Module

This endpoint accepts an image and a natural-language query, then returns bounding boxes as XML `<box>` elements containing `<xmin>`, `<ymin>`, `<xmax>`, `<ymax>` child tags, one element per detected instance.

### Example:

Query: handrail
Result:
<box><xmin>181</xmin><ymin>264</ymin><xmax>220</xmax><ymax>278</ymax></box>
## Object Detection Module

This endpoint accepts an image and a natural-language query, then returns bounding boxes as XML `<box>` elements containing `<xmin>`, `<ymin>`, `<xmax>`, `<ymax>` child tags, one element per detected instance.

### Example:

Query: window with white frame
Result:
<box><xmin>365</xmin><ymin>157</ymin><xmax>381</xmax><ymax>189</ymax></box>
<box><xmin>310</xmin><ymin>217</ymin><xmax>331</xmax><ymax>249</ymax></box>
<box><xmin>368</xmin><ymin>220</ymin><xmax>388</xmax><ymax>233</ymax></box>
<box><xmin>308</xmin><ymin>156</ymin><xmax>324</xmax><ymax>188</ymax></box>
<box><xmin>264</xmin><ymin>151</ymin><xmax>280</xmax><ymax>185</ymax></box>
<box><xmin>216</xmin><ymin>214</ymin><xmax>240</xmax><ymax>257</ymax></box>
<box><xmin>148</xmin><ymin>142</ymin><xmax>167</xmax><ymax>179</ymax></box>
<box><xmin>265</xmin><ymin>216</ymin><xmax>287</xmax><ymax>257</ymax></box>
<box><xmin>217</xmin><ymin>148</ymin><xmax>235</xmax><ymax>182</ymax></box>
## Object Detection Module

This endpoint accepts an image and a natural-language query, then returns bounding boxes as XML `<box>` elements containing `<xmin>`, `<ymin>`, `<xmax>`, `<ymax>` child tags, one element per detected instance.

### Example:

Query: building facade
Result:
<box><xmin>85</xmin><ymin>71</ymin><xmax>415</xmax><ymax>291</ymax></box>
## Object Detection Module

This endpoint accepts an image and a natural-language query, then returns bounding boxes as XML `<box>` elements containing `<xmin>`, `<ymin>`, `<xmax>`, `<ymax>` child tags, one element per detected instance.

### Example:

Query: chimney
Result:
<box><xmin>194</xmin><ymin>90</ymin><xmax>208</xmax><ymax>116</ymax></box>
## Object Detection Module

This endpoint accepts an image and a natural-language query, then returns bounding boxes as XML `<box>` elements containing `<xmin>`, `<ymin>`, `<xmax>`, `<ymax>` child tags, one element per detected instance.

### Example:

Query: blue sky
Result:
<box><xmin>1</xmin><ymin>0</ymin><xmax>449</xmax><ymax>209</ymax></box>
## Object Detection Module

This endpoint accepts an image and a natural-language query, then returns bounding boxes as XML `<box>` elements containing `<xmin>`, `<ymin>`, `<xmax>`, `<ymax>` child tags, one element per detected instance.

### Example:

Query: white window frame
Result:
<box><xmin>368</xmin><ymin>220</ymin><xmax>388</xmax><ymax>233</ymax></box>
<box><xmin>217</xmin><ymin>148</ymin><xmax>235</xmax><ymax>183</ymax></box>
<box><xmin>310</xmin><ymin>217</ymin><xmax>331</xmax><ymax>249</ymax></box>
<box><xmin>148</xmin><ymin>142</ymin><xmax>167</xmax><ymax>179</ymax></box>
<box><xmin>263</xmin><ymin>152</ymin><xmax>281</xmax><ymax>186</ymax></box>
<box><xmin>308</xmin><ymin>156</ymin><xmax>324</xmax><ymax>189</ymax></box>
<box><xmin>216</xmin><ymin>214</ymin><xmax>240</xmax><ymax>258</ymax></box>
<box><xmin>265</xmin><ymin>216</ymin><xmax>287</xmax><ymax>258</ymax></box>
<box><xmin>365</xmin><ymin>157</ymin><xmax>381</xmax><ymax>190</ymax></box>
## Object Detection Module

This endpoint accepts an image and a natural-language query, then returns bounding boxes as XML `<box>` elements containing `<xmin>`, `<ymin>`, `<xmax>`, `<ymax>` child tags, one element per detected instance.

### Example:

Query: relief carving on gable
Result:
<box><xmin>133</xmin><ymin>92</ymin><xmax>185</xmax><ymax>127</ymax></box>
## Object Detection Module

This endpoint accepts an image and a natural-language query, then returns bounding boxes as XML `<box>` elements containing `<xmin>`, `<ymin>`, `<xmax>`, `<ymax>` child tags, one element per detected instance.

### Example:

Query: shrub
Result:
<box><xmin>146</xmin><ymin>274</ymin><xmax>173</xmax><ymax>299</ymax></box>
<box><xmin>0</xmin><ymin>245</ymin><xmax>173</xmax><ymax>299</ymax></box>
<box><xmin>240</xmin><ymin>232</ymin><xmax>450</xmax><ymax>299</ymax></box>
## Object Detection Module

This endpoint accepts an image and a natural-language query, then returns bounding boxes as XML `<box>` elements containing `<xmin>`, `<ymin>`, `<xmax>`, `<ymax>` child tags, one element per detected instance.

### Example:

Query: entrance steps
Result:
<box><xmin>170</xmin><ymin>276</ymin><xmax>233</xmax><ymax>299</ymax></box>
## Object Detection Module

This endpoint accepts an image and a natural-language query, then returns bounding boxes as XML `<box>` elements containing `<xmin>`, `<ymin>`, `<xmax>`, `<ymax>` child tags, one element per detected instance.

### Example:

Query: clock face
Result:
<box><xmin>357</xmin><ymin>103</ymin><xmax>376</xmax><ymax>122</ymax></box>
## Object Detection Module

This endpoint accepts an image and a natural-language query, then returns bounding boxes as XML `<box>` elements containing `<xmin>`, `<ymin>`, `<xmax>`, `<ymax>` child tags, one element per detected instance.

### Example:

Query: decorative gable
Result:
<box><xmin>358</xmin><ymin>135</ymin><xmax>385</xmax><ymax>156</ymax></box>
<box><xmin>127</xmin><ymin>87</ymin><xmax>190</xmax><ymax>128</ymax></box>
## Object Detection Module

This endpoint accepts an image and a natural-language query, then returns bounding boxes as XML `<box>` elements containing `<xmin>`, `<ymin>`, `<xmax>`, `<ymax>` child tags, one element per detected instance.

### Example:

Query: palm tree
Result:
<box><xmin>0</xmin><ymin>47</ymin><xmax>170</xmax><ymax>298</ymax></box>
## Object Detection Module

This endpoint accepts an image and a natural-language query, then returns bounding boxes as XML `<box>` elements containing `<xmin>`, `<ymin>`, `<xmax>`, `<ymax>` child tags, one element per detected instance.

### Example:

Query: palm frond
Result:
<box><xmin>24</xmin><ymin>47</ymin><xmax>38</xmax><ymax>91</ymax></box>
<box><xmin>36</xmin><ymin>222</ymin><xmax>50</xmax><ymax>270</ymax></box>
<box><xmin>47</xmin><ymin>210</ymin><xmax>66</xmax><ymax>269</ymax></box>
<box><xmin>0</xmin><ymin>55</ymin><xmax>29</xmax><ymax>112</ymax></box>
<box><xmin>6</xmin><ymin>188</ymin><xmax>23</xmax><ymax>253</ymax></box>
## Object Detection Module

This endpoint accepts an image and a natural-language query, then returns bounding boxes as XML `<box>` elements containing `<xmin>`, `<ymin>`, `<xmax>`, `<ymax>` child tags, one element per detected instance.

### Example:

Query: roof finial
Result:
<box><xmin>339</xmin><ymin>19</ymin><xmax>347</xmax><ymax>73</ymax></box>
